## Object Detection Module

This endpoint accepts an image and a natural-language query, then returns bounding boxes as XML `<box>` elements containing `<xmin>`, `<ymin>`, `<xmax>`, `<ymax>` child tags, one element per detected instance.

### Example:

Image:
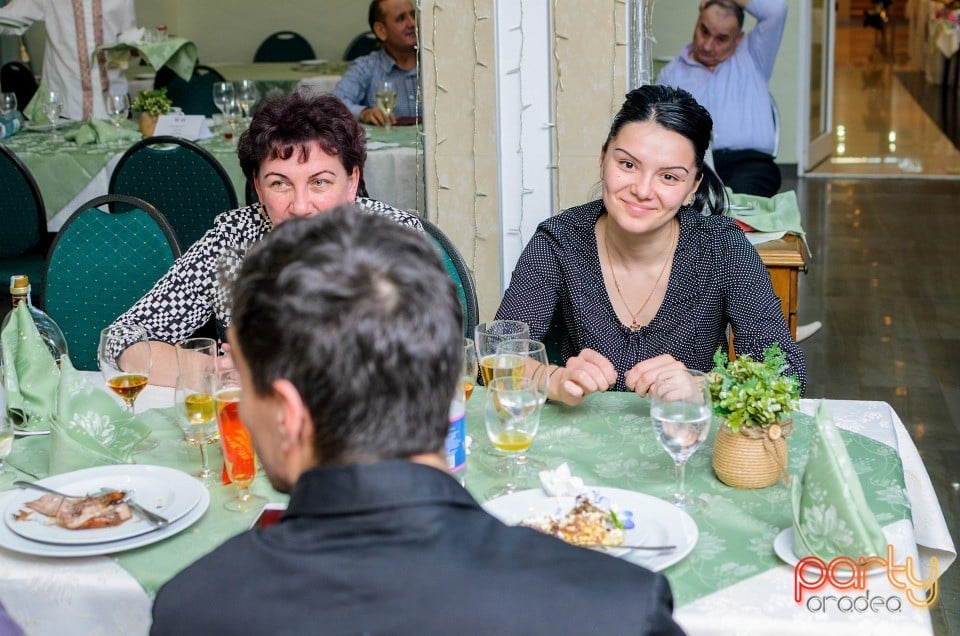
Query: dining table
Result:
<box><xmin>0</xmin><ymin>376</ymin><xmax>953</xmax><ymax>635</ymax></box>
<box><xmin>1</xmin><ymin>119</ymin><xmax>422</xmax><ymax>231</ymax></box>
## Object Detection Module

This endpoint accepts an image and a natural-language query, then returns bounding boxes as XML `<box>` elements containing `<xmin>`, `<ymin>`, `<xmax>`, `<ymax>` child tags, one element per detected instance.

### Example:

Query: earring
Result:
<box><xmin>686</xmin><ymin>194</ymin><xmax>695</xmax><ymax>206</ymax></box>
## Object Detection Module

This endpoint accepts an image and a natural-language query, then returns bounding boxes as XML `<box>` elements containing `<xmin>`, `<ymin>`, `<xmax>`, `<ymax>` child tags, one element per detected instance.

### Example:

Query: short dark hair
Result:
<box><xmin>603</xmin><ymin>84</ymin><xmax>726</xmax><ymax>215</ymax></box>
<box><xmin>368</xmin><ymin>0</ymin><xmax>386</xmax><ymax>34</ymax></box>
<box><xmin>702</xmin><ymin>0</ymin><xmax>745</xmax><ymax>30</ymax></box>
<box><xmin>238</xmin><ymin>92</ymin><xmax>368</xmax><ymax>197</ymax></box>
<box><xmin>232</xmin><ymin>206</ymin><xmax>463</xmax><ymax>463</ymax></box>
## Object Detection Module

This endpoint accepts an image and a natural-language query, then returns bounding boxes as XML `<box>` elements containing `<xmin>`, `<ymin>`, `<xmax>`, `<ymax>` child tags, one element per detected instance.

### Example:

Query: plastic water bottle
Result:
<box><xmin>0</xmin><ymin>112</ymin><xmax>22</xmax><ymax>139</ymax></box>
<box><xmin>445</xmin><ymin>382</ymin><xmax>467</xmax><ymax>486</ymax></box>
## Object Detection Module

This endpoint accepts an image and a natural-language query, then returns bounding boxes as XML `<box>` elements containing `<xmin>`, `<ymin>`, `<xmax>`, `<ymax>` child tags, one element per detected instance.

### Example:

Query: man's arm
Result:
<box><xmin>332</xmin><ymin>56</ymin><xmax>381</xmax><ymax>122</ymax></box>
<box><xmin>742</xmin><ymin>0</ymin><xmax>788</xmax><ymax>80</ymax></box>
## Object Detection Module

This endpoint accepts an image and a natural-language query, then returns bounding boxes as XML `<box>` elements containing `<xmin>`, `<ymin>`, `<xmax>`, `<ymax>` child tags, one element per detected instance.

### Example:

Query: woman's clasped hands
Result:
<box><xmin>549</xmin><ymin>351</ymin><xmax>687</xmax><ymax>405</ymax></box>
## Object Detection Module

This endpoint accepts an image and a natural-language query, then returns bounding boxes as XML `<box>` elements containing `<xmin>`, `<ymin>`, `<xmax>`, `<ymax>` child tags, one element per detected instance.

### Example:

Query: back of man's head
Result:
<box><xmin>232</xmin><ymin>205</ymin><xmax>463</xmax><ymax>464</ymax></box>
<box><xmin>701</xmin><ymin>0</ymin><xmax>744</xmax><ymax>30</ymax></box>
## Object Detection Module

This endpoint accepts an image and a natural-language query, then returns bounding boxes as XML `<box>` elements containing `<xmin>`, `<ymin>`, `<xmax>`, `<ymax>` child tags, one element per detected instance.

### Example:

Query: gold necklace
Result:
<box><xmin>603</xmin><ymin>218</ymin><xmax>677</xmax><ymax>330</ymax></box>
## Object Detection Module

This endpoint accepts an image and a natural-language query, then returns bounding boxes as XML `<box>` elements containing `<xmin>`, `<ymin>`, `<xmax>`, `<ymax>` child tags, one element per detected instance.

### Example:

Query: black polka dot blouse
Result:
<box><xmin>495</xmin><ymin>199</ymin><xmax>807</xmax><ymax>394</ymax></box>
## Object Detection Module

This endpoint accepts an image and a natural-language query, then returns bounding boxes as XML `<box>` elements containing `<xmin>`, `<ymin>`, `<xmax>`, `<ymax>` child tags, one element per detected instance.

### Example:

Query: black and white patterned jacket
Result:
<box><xmin>111</xmin><ymin>198</ymin><xmax>423</xmax><ymax>344</ymax></box>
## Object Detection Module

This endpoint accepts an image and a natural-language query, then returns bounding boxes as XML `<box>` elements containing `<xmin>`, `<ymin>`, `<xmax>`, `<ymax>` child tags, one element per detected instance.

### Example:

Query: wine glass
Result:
<box><xmin>174</xmin><ymin>337</ymin><xmax>219</xmax><ymax>480</ymax></box>
<box><xmin>0</xmin><ymin>411</ymin><xmax>14</xmax><ymax>486</ymax></box>
<box><xmin>0</xmin><ymin>92</ymin><xmax>17</xmax><ymax>115</ymax></box>
<box><xmin>484</xmin><ymin>376</ymin><xmax>540</xmax><ymax>498</ymax></box>
<box><xmin>98</xmin><ymin>325</ymin><xmax>151</xmax><ymax>413</ymax></box>
<box><xmin>105</xmin><ymin>93</ymin><xmax>130</xmax><ymax>128</ymax></box>
<box><xmin>649</xmin><ymin>368</ymin><xmax>712</xmax><ymax>509</ymax></box>
<box><xmin>213</xmin><ymin>368</ymin><xmax>263</xmax><ymax>512</ymax></box>
<box><xmin>375</xmin><ymin>79</ymin><xmax>398</xmax><ymax>133</ymax></box>
<box><xmin>39</xmin><ymin>90</ymin><xmax>62</xmax><ymax>140</ymax></box>
<box><xmin>463</xmin><ymin>337</ymin><xmax>477</xmax><ymax>402</ymax></box>
<box><xmin>212</xmin><ymin>81</ymin><xmax>235</xmax><ymax>126</ymax></box>
<box><xmin>474</xmin><ymin>320</ymin><xmax>530</xmax><ymax>386</ymax></box>
<box><xmin>235</xmin><ymin>79</ymin><xmax>260</xmax><ymax>119</ymax></box>
<box><xmin>492</xmin><ymin>338</ymin><xmax>549</xmax><ymax>473</ymax></box>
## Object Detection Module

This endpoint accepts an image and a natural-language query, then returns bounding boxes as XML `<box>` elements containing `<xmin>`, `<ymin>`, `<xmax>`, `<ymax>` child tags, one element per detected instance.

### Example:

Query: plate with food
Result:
<box><xmin>483</xmin><ymin>487</ymin><xmax>698</xmax><ymax>571</ymax></box>
<box><xmin>4</xmin><ymin>465</ymin><xmax>204</xmax><ymax>545</ymax></box>
<box><xmin>0</xmin><ymin>484</ymin><xmax>209</xmax><ymax>558</ymax></box>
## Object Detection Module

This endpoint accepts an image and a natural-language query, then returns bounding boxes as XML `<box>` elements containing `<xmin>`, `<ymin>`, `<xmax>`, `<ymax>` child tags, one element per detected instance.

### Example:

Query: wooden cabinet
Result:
<box><xmin>755</xmin><ymin>234</ymin><xmax>806</xmax><ymax>340</ymax></box>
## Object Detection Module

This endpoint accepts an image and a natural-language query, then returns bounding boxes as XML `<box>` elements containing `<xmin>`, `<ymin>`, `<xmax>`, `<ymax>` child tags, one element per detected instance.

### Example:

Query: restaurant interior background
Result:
<box><xmin>2</xmin><ymin>1</ymin><xmax>959</xmax><ymax>630</ymax></box>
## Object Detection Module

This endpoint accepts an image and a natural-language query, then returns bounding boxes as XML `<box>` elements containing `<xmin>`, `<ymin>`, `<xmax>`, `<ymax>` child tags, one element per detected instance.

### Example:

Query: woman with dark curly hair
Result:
<box><xmin>111</xmin><ymin>92</ymin><xmax>423</xmax><ymax>385</ymax></box>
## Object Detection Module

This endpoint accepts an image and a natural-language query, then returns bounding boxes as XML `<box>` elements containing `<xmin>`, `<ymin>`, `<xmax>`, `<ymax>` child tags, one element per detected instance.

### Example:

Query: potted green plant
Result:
<box><xmin>131</xmin><ymin>88</ymin><xmax>172</xmax><ymax>136</ymax></box>
<box><xmin>708</xmin><ymin>343</ymin><xmax>800</xmax><ymax>489</ymax></box>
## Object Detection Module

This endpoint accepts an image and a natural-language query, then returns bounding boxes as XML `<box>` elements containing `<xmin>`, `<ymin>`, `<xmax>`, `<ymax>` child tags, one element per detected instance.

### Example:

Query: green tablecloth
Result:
<box><xmin>1</xmin><ymin>123</ymin><xmax>419</xmax><ymax>226</ymax></box>
<box><xmin>1</xmin><ymin>390</ymin><xmax>909</xmax><ymax>604</ymax></box>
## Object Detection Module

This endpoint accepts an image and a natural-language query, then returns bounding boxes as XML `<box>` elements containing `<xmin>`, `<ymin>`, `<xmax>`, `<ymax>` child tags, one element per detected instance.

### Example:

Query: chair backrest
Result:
<box><xmin>109</xmin><ymin>136</ymin><xmax>239</xmax><ymax>248</ymax></box>
<box><xmin>343</xmin><ymin>31</ymin><xmax>380</xmax><ymax>61</ymax></box>
<box><xmin>420</xmin><ymin>216</ymin><xmax>479</xmax><ymax>339</ymax></box>
<box><xmin>0</xmin><ymin>61</ymin><xmax>37</xmax><ymax>111</ymax></box>
<box><xmin>0</xmin><ymin>144</ymin><xmax>48</xmax><ymax>303</ymax></box>
<box><xmin>42</xmin><ymin>194</ymin><xmax>182</xmax><ymax>370</ymax></box>
<box><xmin>153</xmin><ymin>64</ymin><xmax>225</xmax><ymax>117</ymax></box>
<box><xmin>253</xmin><ymin>31</ymin><xmax>316</xmax><ymax>62</ymax></box>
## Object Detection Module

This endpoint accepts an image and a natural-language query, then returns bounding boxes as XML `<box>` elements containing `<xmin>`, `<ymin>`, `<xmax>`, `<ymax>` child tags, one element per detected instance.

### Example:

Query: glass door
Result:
<box><xmin>800</xmin><ymin>0</ymin><xmax>835</xmax><ymax>172</ymax></box>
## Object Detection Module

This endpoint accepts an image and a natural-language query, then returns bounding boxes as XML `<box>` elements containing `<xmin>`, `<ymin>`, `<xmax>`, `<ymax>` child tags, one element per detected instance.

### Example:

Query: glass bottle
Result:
<box><xmin>1</xmin><ymin>275</ymin><xmax>69</xmax><ymax>364</ymax></box>
<box><xmin>446</xmin><ymin>380</ymin><xmax>467</xmax><ymax>487</ymax></box>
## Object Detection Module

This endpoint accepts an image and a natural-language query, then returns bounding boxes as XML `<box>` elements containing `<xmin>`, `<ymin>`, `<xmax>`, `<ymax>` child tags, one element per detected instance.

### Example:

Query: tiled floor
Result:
<box><xmin>795</xmin><ymin>21</ymin><xmax>960</xmax><ymax>635</ymax></box>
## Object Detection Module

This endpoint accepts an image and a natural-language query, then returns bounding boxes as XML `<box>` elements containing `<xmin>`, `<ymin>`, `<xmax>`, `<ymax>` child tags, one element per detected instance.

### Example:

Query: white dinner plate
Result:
<box><xmin>483</xmin><ymin>487</ymin><xmax>698</xmax><ymax>571</ymax></box>
<box><xmin>4</xmin><ymin>465</ymin><xmax>204</xmax><ymax>545</ymax></box>
<box><xmin>298</xmin><ymin>59</ymin><xmax>327</xmax><ymax>66</ymax></box>
<box><xmin>773</xmin><ymin>527</ymin><xmax>888</xmax><ymax>578</ymax></box>
<box><xmin>135</xmin><ymin>72</ymin><xmax>155</xmax><ymax>80</ymax></box>
<box><xmin>0</xmin><ymin>483</ymin><xmax>209</xmax><ymax>557</ymax></box>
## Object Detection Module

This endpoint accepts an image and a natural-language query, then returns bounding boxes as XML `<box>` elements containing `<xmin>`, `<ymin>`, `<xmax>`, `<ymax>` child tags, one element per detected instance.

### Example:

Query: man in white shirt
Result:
<box><xmin>0</xmin><ymin>0</ymin><xmax>135</xmax><ymax>120</ymax></box>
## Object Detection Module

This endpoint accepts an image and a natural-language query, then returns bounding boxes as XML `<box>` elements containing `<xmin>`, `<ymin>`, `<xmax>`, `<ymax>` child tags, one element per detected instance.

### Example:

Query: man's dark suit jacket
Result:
<box><xmin>151</xmin><ymin>460</ymin><xmax>685</xmax><ymax>635</ymax></box>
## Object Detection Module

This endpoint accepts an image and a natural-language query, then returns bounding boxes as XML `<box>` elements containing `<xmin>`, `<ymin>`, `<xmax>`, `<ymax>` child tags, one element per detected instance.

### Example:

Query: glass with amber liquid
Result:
<box><xmin>484</xmin><ymin>376</ymin><xmax>540</xmax><ymax>498</ymax></box>
<box><xmin>174</xmin><ymin>371</ymin><xmax>217</xmax><ymax>481</ymax></box>
<box><xmin>473</xmin><ymin>320</ymin><xmax>529</xmax><ymax>386</ymax></box>
<box><xmin>213</xmin><ymin>369</ymin><xmax>263</xmax><ymax>511</ymax></box>
<box><xmin>98</xmin><ymin>325</ymin><xmax>150</xmax><ymax>412</ymax></box>
<box><xmin>375</xmin><ymin>79</ymin><xmax>397</xmax><ymax>132</ymax></box>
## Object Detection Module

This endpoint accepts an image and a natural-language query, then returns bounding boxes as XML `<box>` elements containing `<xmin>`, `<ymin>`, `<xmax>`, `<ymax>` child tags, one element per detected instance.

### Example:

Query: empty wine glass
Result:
<box><xmin>649</xmin><ymin>368</ymin><xmax>712</xmax><ymax>509</ymax></box>
<box><xmin>235</xmin><ymin>79</ymin><xmax>260</xmax><ymax>119</ymax></box>
<box><xmin>105</xmin><ymin>93</ymin><xmax>130</xmax><ymax>128</ymax></box>
<box><xmin>375</xmin><ymin>79</ymin><xmax>398</xmax><ymax>133</ymax></box>
<box><xmin>212</xmin><ymin>81</ymin><xmax>235</xmax><ymax>124</ymax></box>
<box><xmin>213</xmin><ymin>368</ymin><xmax>263</xmax><ymax>512</ymax></box>
<box><xmin>484</xmin><ymin>376</ymin><xmax>540</xmax><ymax>498</ymax></box>
<box><xmin>0</xmin><ymin>92</ymin><xmax>17</xmax><ymax>115</ymax></box>
<box><xmin>39</xmin><ymin>90</ymin><xmax>62</xmax><ymax>139</ymax></box>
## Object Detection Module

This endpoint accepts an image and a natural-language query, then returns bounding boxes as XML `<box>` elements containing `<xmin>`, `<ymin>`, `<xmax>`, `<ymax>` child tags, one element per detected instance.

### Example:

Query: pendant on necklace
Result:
<box><xmin>630</xmin><ymin>321</ymin><xmax>641</xmax><ymax>330</ymax></box>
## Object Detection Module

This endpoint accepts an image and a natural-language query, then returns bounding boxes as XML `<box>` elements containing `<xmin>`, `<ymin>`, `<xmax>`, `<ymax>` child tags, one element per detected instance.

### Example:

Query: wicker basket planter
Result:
<box><xmin>712</xmin><ymin>420</ymin><xmax>792</xmax><ymax>489</ymax></box>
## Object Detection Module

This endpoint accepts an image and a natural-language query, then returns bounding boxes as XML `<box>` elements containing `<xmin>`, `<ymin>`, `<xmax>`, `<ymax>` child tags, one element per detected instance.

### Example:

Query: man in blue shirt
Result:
<box><xmin>657</xmin><ymin>0</ymin><xmax>787</xmax><ymax>196</ymax></box>
<box><xmin>333</xmin><ymin>0</ymin><xmax>419</xmax><ymax>126</ymax></box>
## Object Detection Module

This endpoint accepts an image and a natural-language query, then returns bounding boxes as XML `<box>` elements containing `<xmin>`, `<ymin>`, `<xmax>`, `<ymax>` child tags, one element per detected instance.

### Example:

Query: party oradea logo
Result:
<box><xmin>794</xmin><ymin>545</ymin><xmax>939</xmax><ymax>613</ymax></box>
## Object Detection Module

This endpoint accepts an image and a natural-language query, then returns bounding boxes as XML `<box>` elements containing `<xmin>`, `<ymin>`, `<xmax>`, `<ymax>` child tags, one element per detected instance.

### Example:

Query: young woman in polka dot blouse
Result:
<box><xmin>495</xmin><ymin>85</ymin><xmax>805</xmax><ymax>406</ymax></box>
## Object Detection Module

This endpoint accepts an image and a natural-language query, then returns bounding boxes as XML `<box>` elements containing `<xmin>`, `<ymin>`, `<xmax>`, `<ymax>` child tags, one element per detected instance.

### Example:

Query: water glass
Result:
<box><xmin>235</xmin><ymin>79</ymin><xmax>260</xmax><ymax>119</ymax></box>
<box><xmin>39</xmin><ymin>90</ymin><xmax>62</xmax><ymax>139</ymax></box>
<box><xmin>375</xmin><ymin>79</ymin><xmax>397</xmax><ymax>132</ymax></box>
<box><xmin>649</xmin><ymin>368</ymin><xmax>712</xmax><ymax>509</ymax></box>
<box><xmin>105</xmin><ymin>93</ymin><xmax>130</xmax><ymax>128</ymax></box>
<box><xmin>484</xmin><ymin>376</ymin><xmax>540</xmax><ymax>498</ymax></box>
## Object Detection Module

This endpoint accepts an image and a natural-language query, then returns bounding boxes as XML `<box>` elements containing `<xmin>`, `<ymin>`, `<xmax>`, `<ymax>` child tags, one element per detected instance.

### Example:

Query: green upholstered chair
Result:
<box><xmin>153</xmin><ymin>64</ymin><xmax>226</xmax><ymax>117</ymax></box>
<box><xmin>109</xmin><ymin>136</ymin><xmax>238</xmax><ymax>248</ymax></box>
<box><xmin>42</xmin><ymin>194</ymin><xmax>182</xmax><ymax>370</ymax></box>
<box><xmin>253</xmin><ymin>31</ymin><xmax>316</xmax><ymax>62</ymax></box>
<box><xmin>0</xmin><ymin>143</ymin><xmax>49</xmax><ymax>306</ymax></box>
<box><xmin>420</xmin><ymin>216</ymin><xmax>478</xmax><ymax>339</ymax></box>
<box><xmin>343</xmin><ymin>31</ymin><xmax>379</xmax><ymax>61</ymax></box>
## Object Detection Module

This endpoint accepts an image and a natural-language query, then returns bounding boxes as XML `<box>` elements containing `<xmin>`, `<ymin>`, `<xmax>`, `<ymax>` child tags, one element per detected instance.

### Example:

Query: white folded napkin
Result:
<box><xmin>539</xmin><ymin>463</ymin><xmax>586</xmax><ymax>497</ymax></box>
<box><xmin>118</xmin><ymin>27</ymin><xmax>145</xmax><ymax>45</ymax></box>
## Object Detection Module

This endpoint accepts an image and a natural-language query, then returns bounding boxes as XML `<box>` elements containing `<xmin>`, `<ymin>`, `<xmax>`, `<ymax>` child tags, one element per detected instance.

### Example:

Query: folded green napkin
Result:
<box><xmin>64</xmin><ymin>119</ymin><xmax>141</xmax><ymax>145</ymax></box>
<box><xmin>1</xmin><ymin>303</ymin><xmax>60</xmax><ymax>432</ymax></box>
<box><xmin>48</xmin><ymin>356</ymin><xmax>150</xmax><ymax>475</ymax></box>
<box><xmin>95</xmin><ymin>37</ymin><xmax>198</xmax><ymax>81</ymax></box>
<box><xmin>791</xmin><ymin>401</ymin><xmax>887</xmax><ymax>561</ymax></box>
<box><xmin>724</xmin><ymin>187</ymin><xmax>806</xmax><ymax>239</ymax></box>
<box><xmin>22</xmin><ymin>80</ymin><xmax>51</xmax><ymax>124</ymax></box>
